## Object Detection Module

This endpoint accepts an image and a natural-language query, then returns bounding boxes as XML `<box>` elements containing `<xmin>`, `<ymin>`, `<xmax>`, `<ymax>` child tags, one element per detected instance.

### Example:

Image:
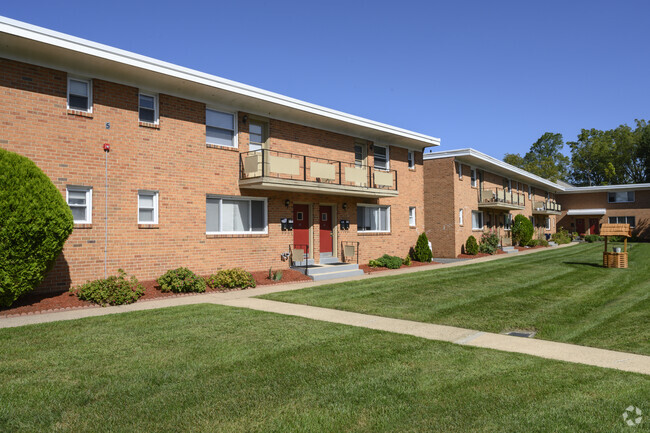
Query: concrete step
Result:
<box><xmin>292</xmin><ymin>258</ymin><xmax>314</xmax><ymax>267</ymax></box>
<box><xmin>548</xmin><ymin>241</ymin><xmax>558</xmax><ymax>247</ymax></box>
<box><xmin>501</xmin><ymin>246</ymin><xmax>518</xmax><ymax>254</ymax></box>
<box><xmin>310</xmin><ymin>269</ymin><xmax>365</xmax><ymax>281</ymax></box>
<box><xmin>320</xmin><ymin>256</ymin><xmax>341</xmax><ymax>264</ymax></box>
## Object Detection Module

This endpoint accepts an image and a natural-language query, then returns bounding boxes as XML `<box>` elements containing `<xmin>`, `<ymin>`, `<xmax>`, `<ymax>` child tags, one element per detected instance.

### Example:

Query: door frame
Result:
<box><xmin>319</xmin><ymin>203</ymin><xmax>337</xmax><ymax>258</ymax></box>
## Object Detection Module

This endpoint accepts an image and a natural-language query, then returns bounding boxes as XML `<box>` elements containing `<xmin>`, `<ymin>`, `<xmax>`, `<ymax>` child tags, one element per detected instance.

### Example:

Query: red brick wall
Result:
<box><xmin>0</xmin><ymin>58</ymin><xmax>424</xmax><ymax>292</ymax></box>
<box><xmin>423</xmin><ymin>158</ymin><xmax>456</xmax><ymax>257</ymax></box>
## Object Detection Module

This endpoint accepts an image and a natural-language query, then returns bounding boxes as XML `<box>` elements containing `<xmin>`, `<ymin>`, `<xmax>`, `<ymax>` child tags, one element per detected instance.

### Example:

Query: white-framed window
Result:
<box><xmin>409</xmin><ymin>207</ymin><xmax>416</xmax><ymax>226</ymax></box>
<box><xmin>608</xmin><ymin>191</ymin><xmax>635</xmax><ymax>203</ymax></box>
<box><xmin>528</xmin><ymin>185</ymin><xmax>532</xmax><ymax>199</ymax></box>
<box><xmin>66</xmin><ymin>186</ymin><xmax>92</xmax><ymax>224</ymax></box>
<box><xmin>471</xmin><ymin>210</ymin><xmax>483</xmax><ymax>230</ymax></box>
<box><xmin>357</xmin><ymin>204</ymin><xmax>390</xmax><ymax>232</ymax></box>
<box><xmin>206</xmin><ymin>195</ymin><xmax>267</xmax><ymax>234</ymax></box>
<box><xmin>529</xmin><ymin>215</ymin><xmax>535</xmax><ymax>227</ymax></box>
<box><xmin>248</xmin><ymin>121</ymin><xmax>266</xmax><ymax>152</ymax></box>
<box><xmin>545</xmin><ymin>217</ymin><xmax>551</xmax><ymax>230</ymax></box>
<box><xmin>206</xmin><ymin>109</ymin><xmax>236</xmax><ymax>147</ymax></box>
<box><xmin>67</xmin><ymin>77</ymin><xmax>92</xmax><ymax>112</ymax></box>
<box><xmin>504</xmin><ymin>214</ymin><xmax>512</xmax><ymax>230</ymax></box>
<box><xmin>470</xmin><ymin>168</ymin><xmax>477</xmax><ymax>187</ymax></box>
<box><xmin>609</xmin><ymin>216</ymin><xmax>636</xmax><ymax>227</ymax></box>
<box><xmin>459</xmin><ymin>208</ymin><xmax>464</xmax><ymax>226</ymax></box>
<box><xmin>138</xmin><ymin>93</ymin><xmax>158</xmax><ymax>124</ymax></box>
<box><xmin>457</xmin><ymin>162</ymin><xmax>463</xmax><ymax>179</ymax></box>
<box><xmin>407</xmin><ymin>150</ymin><xmax>415</xmax><ymax>169</ymax></box>
<box><xmin>138</xmin><ymin>190</ymin><xmax>159</xmax><ymax>224</ymax></box>
<box><xmin>507</xmin><ymin>179</ymin><xmax>512</xmax><ymax>193</ymax></box>
<box><xmin>374</xmin><ymin>145</ymin><xmax>389</xmax><ymax>170</ymax></box>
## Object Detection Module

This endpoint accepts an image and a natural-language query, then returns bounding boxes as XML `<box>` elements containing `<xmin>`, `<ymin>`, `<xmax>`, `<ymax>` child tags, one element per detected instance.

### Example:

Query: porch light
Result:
<box><xmin>285</xmin><ymin>199</ymin><xmax>290</xmax><ymax>208</ymax></box>
<box><xmin>342</xmin><ymin>202</ymin><xmax>347</xmax><ymax>210</ymax></box>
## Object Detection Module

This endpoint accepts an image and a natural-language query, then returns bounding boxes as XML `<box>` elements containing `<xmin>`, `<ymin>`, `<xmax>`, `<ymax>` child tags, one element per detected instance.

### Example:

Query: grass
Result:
<box><xmin>0</xmin><ymin>304</ymin><xmax>648</xmax><ymax>432</ymax></box>
<box><xmin>262</xmin><ymin>242</ymin><xmax>650</xmax><ymax>355</ymax></box>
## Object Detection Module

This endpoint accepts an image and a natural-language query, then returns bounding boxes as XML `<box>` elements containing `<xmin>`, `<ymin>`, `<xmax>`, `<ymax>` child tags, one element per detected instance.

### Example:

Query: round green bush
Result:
<box><xmin>70</xmin><ymin>269</ymin><xmax>144</xmax><ymax>306</ymax></box>
<box><xmin>512</xmin><ymin>214</ymin><xmax>534</xmax><ymax>246</ymax></box>
<box><xmin>157</xmin><ymin>267</ymin><xmax>206</xmax><ymax>293</ymax></box>
<box><xmin>206</xmin><ymin>268</ymin><xmax>256</xmax><ymax>289</ymax></box>
<box><xmin>413</xmin><ymin>233</ymin><xmax>433</xmax><ymax>262</ymax></box>
<box><xmin>0</xmin><ymin>149</ymin><xmax>73</xmax><ymax>307</ymax></box>
<box><xmin>465</xmin><ymin>235</ymin><xmax>479</xmax><ymax>255</ymax></box>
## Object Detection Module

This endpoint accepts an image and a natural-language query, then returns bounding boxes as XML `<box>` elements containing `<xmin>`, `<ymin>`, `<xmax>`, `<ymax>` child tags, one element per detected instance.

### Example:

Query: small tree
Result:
<box><xmin>413</xmin><ymin>233</ymin><xmax>432</xmax><ymax>262</ymax></box>
<box><xmin>0</xmin><ymin>149</ymin><xmax>73</xmax><ymax>306</ymax></box>
<box><xmin>512</xmin><ymin>214</ymin><xmax>534</xmax><ymax>246</ymax></box>
<box><xmin>465</xmin><ymin>235</ymin><xmax>479</xmax><ymax>255</ymax></box>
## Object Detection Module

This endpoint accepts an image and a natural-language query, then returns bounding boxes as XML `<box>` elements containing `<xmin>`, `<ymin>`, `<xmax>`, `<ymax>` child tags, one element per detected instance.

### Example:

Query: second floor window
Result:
<box><xmin>206</xmin><ymin>109</ymin><xmax>236</xmax><ymax>147</ymax></box>
<box><xmin>68</xmin><ymin>78</ymin><xmax>92</xmax><ymax>112</ymax></box>
<box><xmin>608</xmin><ymin>191</ymin><xmax>634</xmax><ymax>203</ymax></box>
<box><xmin>248</xmin><ymin>122</ymin><xmax>266</xmax><ymax>152</ymax></box>
<box><xmin>139</xmin><ymin>93</ymin><xmax>158</xmax><ymax>124</ymax></box>
<box><xmin>408</xmin><ymin>151</ymin><xmax>415</xmax><ymax>169</ymax></box>
<box><xmin>374</xmin><ymin>145</ymin><xmax>389</xmax><ymax>170</ymax></box>
<box><xmin>470</xmin><ymin>168</ymin><xmax>477</xmax><ymax>187</ymax></box>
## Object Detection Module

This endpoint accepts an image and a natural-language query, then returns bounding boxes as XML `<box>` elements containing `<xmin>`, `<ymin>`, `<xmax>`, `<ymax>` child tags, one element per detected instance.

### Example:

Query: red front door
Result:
<box><xmin>576</xmin><ymin>218</ymin><xmax>585</xmax><ymax>235</ymax></box>
<box><xmin>319</xmin><ymin>206</ymin><xmax>333</xmax><ymax>254</ymax></box>
<box><xmin>589</xmin><ymin>218</ymin><xmax>600</xmax><ymax>235</ymax></box>
<box><xmin>293</xmin><ymin>204</ymin><xmax>310</xmax><ymax>254</ymax></box>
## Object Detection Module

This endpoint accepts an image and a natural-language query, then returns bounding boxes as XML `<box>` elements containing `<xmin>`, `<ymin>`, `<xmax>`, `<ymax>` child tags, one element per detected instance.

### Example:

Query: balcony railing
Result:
<box><xmin>533</xmin><ymin>200</ymin><xmax>562</xmax><ymax>213</ymax></box>
<box><xmin>478</xmin><ymin>188</ymin><xmax>526</xmax><ymax>208</ymax></box>
<box><xmin>239</xmin><ymin>149</ymin><xmax>397</xmax><ymax>192</ymax></box>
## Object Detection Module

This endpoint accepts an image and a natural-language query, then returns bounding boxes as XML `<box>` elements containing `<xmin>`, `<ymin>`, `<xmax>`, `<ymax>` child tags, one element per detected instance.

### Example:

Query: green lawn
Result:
<box><xmin>262</xmin><ymin>242</ymin><xmax>650</xmax><ymax>355</ymax></box>
<box><xmin>0</xmin><ymin>304</ymin><xmax>648</xmax><ymax>432</ymax></box>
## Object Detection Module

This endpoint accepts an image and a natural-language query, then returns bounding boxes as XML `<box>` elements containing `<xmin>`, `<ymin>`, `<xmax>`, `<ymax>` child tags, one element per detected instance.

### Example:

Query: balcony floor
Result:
<box><xmin>478</xmin><ymin>202</ymin><xmax>525</xmax><ymax>211</ymax></box>
<box><xmin>239</xmin><ymin>177</ymin><xmax>399</xmax><ymax>198</ymax></box>
<box><xmin>532</xmin><ymin>209</ymin><xmax>562</xmax><ymax>216</ymax></box>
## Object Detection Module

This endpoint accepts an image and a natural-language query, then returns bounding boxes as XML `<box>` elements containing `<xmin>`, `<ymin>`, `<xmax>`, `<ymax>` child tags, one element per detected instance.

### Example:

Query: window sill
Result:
<box><xmin>408</xmin><ymin>168</ymin><xmax>416</xmax><ymax>172</ymax></box>
<box><xmin>409</xmin><ymin>225</ymin><xmax>417</xmax><ymax>229</ymax></box>
<box><xmin>73</xmin><ymin>223</ymin><xmax>93</xmax><ymax>229</ymax></box>
<box><xmin>138</xmin><ymin>224</ymin><xmax>159</xmax><ymax>229</ymax></box>
<box><xmin>206</xmin><ymin>143</ymin><xmax>239</xmax><ymax>152</ymax></box>
<box><xmin>357</xmin><ymin>231</ymin><xmax>391</xmax><ymax>236</ymax></box>
<box><xmin>67</xmin><ymin>109</ymin><xmax>93</xmax><ymax>118</ymax></box>
<box><xmin>472</xmin><ymin>228</ymin><xmax>484</xmax><ymax>231</ymax></box>
<box><xmin>207</xmin><ymin>233</ymin><xmax>269</xmax><ymax>238</ymax></box>
<box><xmin>139</xmin><ymin>121</ymin><xmax>160</xmax><ymax>129</ymax></box>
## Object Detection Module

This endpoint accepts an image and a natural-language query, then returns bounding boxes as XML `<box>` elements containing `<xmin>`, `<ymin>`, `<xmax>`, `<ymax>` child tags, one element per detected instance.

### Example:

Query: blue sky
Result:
<box><xmin>2</xmin><ymin>1</ymin><xmax>649</xmax><ymax>158</ymax></box>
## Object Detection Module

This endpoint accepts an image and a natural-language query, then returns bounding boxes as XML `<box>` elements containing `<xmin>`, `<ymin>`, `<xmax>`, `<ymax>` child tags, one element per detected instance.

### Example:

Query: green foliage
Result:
<box><xmin>0</xmin><ymin>149</ymin><xmax>74</xmax><ymax>307</ymax></box>
<box><xmin>512</xmin><ymin>215</ymin><xmax>534</xmax><ymax>246</ymax></box>
<box><xmin>157</xmin><ymin>267</ymin><xmax>206</xmax><ymax>293</ymax></box>
<box><xmin>527</xmin><ymin>239</ymin><xmax>540</xmax><ymax>247</ymax></box>
<box><xmin>478</xmin><ymin>230</ymin><xmax>499</xmax><ymax>255</ymax></box>
<box><xmin>268</xmin><ymin>268</ymin><xmax>283</xmax><ymax>282</ymax></box>
<box><xmin>70</xmin><ymin>269</ymin><xmax>144</xmax><ymax>306</ymax></box>
<box><xmin>206</xmin><ymin>268</ymin><xmax>256</xmax><ymax>289</ymax></box>
<box><xmin>539</xmin><ymin>239</ymin><xmax>550</xmax><ymax>247</ymax></box>
<box><xmin>503</xmin><ymin>132</ymin><xmax>570</xmax><ymax>182</ymax></box>
<box><xmin>584</xmin><ymin>234</ymin><xmax>604</xmax><ymax>243</ymax></box>
<box><xmin>569</xmin><ymin>120</ymin><xmax>650</xmax><ymax>185</ymax></box>
<box><xmin>465</xmin><ymin>235</ymin><xmax>479</xmax><ymax>255</ymax></box>
<box><xmin>403</xmin><ymin>255</ymin><xmax>412</xmax><ymax>266</ymax></box>
<box><xmin>369</xmin><ymin>254</ymin><xmax>403</xmax><ymax>269</ymax></box>
<box><xmin>551</xmin><ymin>228</ymin><xmax>572</xmax><ymax>245</ymax></box>
<box><xmin>413</xmin><ymin>233</ymin><xmax>432</xmax><ymax>262</ymax></box>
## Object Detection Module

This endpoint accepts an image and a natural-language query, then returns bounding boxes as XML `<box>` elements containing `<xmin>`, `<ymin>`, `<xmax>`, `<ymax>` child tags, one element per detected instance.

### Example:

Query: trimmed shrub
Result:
<box><xmin>552</xmin><ymin>228</ymin><xmax>572</xmax><ymax>244</ymax></box>
<box><xmin>403</xmin><ymin>255</ymin><xmax>412</xmax><ymax>266</ymax></box>
<box><xmin>0</xmin><ymin>149</ymin><xmax>74</xmax><ymax>307</ymax></box>
<box><xmin>584</xmin><ymin>234</ymin><xmax>604</xmax><ymax>243</ymax></box>
<box><xmin>369</xmin><ymin>254</ymin><xmax>403</xmax><ymax>269</ymax></box>
<box><xmin>413</xmin><ymin>233</ymin><xmax>433</xmax><ymax>262</ymax></box>
<box><xmin>512</xmin><ymin>215</ymin><xmax>534</xmax><ymax>246</ymax></box>
<box><xmin>527</xmin><ymin>239</ymin><xmax>540</xmax><ymax>247</ymax></box>
<box><xmin>465</xmin><ymin>235</ymin><xmax>479</xmax><ymax>255</ymax></box>
<box><xmin>206</xmin><ymin>268</ymin><xmax>256</xmax><ymax>289</ymax></box>
<box><xmin>70</xmin><ymin>269</ymin><xmax>144</xmax><ymax>306</ymax></box>
<box><xmin>157</xmin><ymin>267</ymin><xmax>206</xmax><ymax>293</ymax></box>
<box><xmin>479</xmin><ymin>230</ymin><xmax>499</xmax><ymax>255</ymax></box>
<box><xmin>539</xmin><ymin>239</ymin><xmax>549</xmax><ymax>247</ymax></box>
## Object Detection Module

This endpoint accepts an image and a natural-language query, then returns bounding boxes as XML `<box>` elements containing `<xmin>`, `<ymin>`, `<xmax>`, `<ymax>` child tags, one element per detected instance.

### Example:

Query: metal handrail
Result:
<box><xmin>479</xmin><ymin>187</ymin><xmax>526</xmax><ymax>206</ymax></box>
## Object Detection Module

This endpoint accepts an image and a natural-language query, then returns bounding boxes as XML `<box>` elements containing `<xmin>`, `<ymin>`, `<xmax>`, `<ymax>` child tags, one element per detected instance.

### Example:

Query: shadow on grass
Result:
<box><xmin>563</xmin><ymin>261</ymin><xmax>603</xmax><ymax>268</ymax></box>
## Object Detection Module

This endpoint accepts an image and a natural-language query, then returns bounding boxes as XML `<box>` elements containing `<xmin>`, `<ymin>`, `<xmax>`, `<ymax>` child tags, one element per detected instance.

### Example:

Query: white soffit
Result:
<box><xmin>566</xmin><ymin>209</ymin><xmax>606</xmax><ymax>216</ymax></box>
<box><xmin>0</xmin><ymin>16</ymin><xmax>440</xmax><ymax>150</ymax></box>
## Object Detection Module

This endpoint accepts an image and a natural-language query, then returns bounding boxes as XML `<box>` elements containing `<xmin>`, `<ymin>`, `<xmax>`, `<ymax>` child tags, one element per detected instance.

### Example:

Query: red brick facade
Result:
<box><xmin>1</xmin><ymin>58</ymin><xmax>425</xmax><ymax>292</ymax></box>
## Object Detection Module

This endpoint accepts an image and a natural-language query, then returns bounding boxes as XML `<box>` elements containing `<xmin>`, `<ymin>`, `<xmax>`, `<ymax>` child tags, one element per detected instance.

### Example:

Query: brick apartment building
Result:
<box><xmin>0</xmin><ymin>17</ymin><xmax>439</xmax><ymax>291</ymax></box>
<box><xmin>423</xmin><ymin>149</ymin><xmax>564</xmax><ymax>257</ymax></box>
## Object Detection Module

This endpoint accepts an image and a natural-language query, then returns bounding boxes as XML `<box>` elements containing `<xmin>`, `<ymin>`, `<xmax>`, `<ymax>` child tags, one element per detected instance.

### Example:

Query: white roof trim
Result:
<box><xmin>0</xmin><ymin>16</ymin><xmax>440</xmax><ymax>148</ymax></box>
<box><xmin>561</xmin><ymin>183</ymin><xmax>650</xmax><ymax>193</ymax></box>
<box><xmin>424</xmin><ymin>148</ymin><xmax>562</xmax><ymax>190</ymax></box>
<box><xmin>567</xmin><ymin>209</ymin><xmax>606</xmax><ymax>216</ymax></box>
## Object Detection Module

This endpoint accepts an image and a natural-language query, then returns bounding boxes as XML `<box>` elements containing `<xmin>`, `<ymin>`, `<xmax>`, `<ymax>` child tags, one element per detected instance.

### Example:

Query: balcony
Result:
<box><xmin>238</xmin><ymin>149</ymin><xmax>398</xmax><ymax>197</ymax></box>
<box><xmin>532</xmin><ymin>200</ymin><xmax>562</xmax><ymax>215</ymax></box>
<box><xmin>478</xmin><ymin>188</ymin><xmax>526</xmax><ymax>210</ymax></box>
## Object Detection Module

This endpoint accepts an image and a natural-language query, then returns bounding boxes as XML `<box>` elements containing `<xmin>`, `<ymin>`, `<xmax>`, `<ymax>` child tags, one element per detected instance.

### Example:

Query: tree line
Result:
<box><xmin>503</xmin><ymin>119</ymin><xmax>650</xmax><ymax>186</ymax></box>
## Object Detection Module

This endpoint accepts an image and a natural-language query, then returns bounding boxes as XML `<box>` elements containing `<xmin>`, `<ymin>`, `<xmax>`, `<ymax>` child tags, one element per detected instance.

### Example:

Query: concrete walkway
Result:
<box><xmin>5</xmin><ymin>241</ymin><xmax>648</xmax><ymax>375</ymax></box>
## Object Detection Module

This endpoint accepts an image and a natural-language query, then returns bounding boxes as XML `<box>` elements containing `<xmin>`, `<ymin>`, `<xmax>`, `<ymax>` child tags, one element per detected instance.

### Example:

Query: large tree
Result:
<box><xmin>568</xmin><ymin>120</ymin><xmax>650</xmax><ymax>186</ymax></box>
<box><xmin>503</xmin><ymin>132</ymin><xmax>570</xmax><ymax>182</ymax></box>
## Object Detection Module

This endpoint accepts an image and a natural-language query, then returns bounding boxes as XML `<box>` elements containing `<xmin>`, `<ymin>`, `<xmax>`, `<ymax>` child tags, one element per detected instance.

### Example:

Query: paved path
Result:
<box><xmin>5</xmin><ymin>241</ymin><xmax>648</xmax><ymax>375</ymax></box>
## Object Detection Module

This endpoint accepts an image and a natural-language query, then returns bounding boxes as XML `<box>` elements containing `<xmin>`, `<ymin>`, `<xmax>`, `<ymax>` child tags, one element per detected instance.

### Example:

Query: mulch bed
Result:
<box><xmin>457</xmin><ymin>250</ymin><xmax>507</xmax><ymax>259</ymax></box>
<box><xmin>0</xmin><ymin>269</ymin><xmax>311</xmax><ymax>318</ymax></box>
<box><xmin>359</xmin><ymin>260</ymin><xmax>441</xmax><ymax>274</ymax></box>
<box><xmin>514</xmin><ymin>245</ymin><xmax>547</xmax><ymax>251</ymax></box>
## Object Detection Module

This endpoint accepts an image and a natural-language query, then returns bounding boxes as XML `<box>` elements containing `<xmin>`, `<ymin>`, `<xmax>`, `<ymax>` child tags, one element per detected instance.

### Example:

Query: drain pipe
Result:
<box><xmin>103</xmin><ymin>142</ymin><xmax>110</xmax><ymax>278</ymax></box>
